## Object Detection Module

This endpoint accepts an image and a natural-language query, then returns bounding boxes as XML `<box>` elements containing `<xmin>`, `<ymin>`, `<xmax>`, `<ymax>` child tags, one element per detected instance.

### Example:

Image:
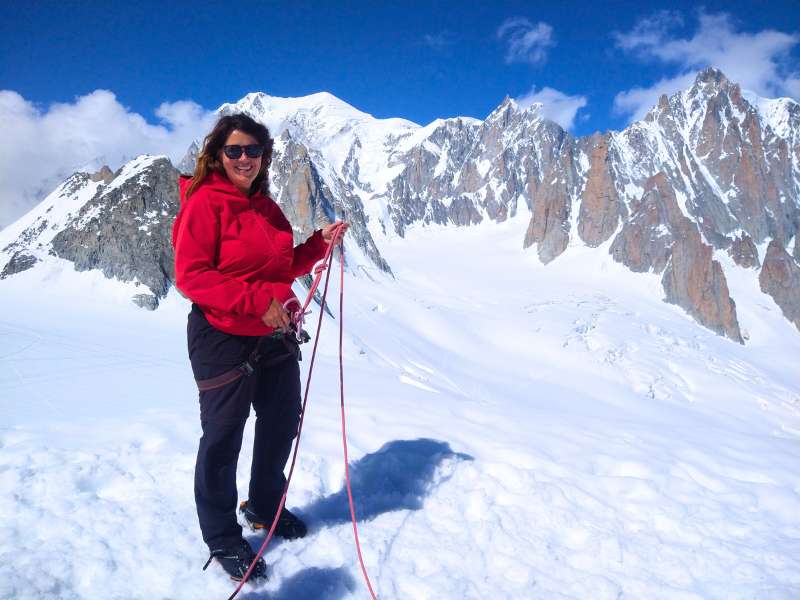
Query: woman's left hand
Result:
<box><xmin>322</xmin><ymin>221</ymin><xmax>349</xmax><ymax>245</ymax></box>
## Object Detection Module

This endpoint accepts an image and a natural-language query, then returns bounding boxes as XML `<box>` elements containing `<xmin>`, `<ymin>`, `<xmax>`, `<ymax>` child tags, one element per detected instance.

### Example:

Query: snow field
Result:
<box><xmin>1</xmin><ymin>215</ymin><xmax>800</xmax><ymax>599</ymax></box>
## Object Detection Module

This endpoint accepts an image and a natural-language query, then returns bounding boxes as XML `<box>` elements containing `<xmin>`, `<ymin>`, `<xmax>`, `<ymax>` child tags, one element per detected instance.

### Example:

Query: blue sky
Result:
<box><xmin>0</xmin><ymin>1</ymin><xmax>799</xmax><ymax>226</ymax></box>
<box><xmin>2</xmin><ymin>0</ymin><xmax>798</xmax><ymax>134</ymax></box>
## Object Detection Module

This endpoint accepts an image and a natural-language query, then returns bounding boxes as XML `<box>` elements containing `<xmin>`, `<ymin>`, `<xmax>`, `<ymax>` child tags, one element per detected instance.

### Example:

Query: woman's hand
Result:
<box><xmin>261</xmin><ymin>298</ymin><xmax>291</xmax><ymax>331</ymax></box>
<box><xmin>322</xmin><ymin>221</ymin><xmax>349</xmax><ymax>245</ymax></box>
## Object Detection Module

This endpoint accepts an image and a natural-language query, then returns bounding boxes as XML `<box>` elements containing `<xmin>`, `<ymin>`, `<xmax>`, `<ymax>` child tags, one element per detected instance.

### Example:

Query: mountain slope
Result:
<box><xmin>2</xmin><ymin>69</ymin><xmax>799</xmax><ymax>341</ymax></box>
<box><xmin>1</xmin><ymin>215</ymin><xmax>798</xmax><ymax>599</ymax></box>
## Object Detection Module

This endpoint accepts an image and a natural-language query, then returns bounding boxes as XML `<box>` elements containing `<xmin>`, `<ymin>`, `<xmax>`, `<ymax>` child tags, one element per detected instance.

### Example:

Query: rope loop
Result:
<box><xmin>227</xmin><ymin>221</ymin><xmax>377</xmax><ymax>600</ymax></box>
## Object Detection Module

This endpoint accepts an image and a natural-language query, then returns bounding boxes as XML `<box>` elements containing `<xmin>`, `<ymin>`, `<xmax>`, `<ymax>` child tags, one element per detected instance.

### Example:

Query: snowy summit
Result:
<box><xmin>1</xmin><ymin>68</ymin><xmax>799</xmax><ymax>600</ymax></box>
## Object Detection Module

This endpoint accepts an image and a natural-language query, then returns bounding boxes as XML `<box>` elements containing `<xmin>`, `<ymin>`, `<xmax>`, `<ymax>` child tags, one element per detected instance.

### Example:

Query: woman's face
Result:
<box><xmin>219</xmin><ymin>129</ymin><xmax>262</xmax><ymax>195</ymax></box>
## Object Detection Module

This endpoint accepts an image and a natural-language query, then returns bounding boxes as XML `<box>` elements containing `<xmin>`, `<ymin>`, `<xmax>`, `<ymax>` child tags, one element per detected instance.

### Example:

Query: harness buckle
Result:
<box><xmin>238</xmin><ymin>360</ymin><xmax>255</xmax><ymax>376</ymax></box>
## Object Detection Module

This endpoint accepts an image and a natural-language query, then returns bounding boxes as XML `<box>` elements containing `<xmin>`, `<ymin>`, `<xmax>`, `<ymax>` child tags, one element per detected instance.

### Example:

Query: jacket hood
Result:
<box><xmin>178</xmin><ymin>171</ymin><xmax>264</xmax><ymax>205</ymax></box>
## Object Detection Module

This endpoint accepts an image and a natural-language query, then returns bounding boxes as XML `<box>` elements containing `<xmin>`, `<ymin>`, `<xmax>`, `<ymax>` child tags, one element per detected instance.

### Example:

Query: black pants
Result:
<box><xmin>187</xmin><ymin>305</ymin><xmax>302</xmax><ymax>550</ymax></box>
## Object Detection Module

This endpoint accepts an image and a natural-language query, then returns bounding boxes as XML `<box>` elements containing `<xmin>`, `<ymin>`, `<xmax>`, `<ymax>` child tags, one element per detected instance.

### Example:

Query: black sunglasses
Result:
<box><xmin>222</xmin><ymin>144</ymin><xmax>264</xmax><ymax>159</ymax></box>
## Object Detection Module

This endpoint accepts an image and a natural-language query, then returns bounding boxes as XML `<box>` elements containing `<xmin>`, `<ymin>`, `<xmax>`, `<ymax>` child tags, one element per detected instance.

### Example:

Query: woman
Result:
<box><xmin>172</xmin><ymin>113</ymin><xmax>348</xmax><ymax>581</ymax></box>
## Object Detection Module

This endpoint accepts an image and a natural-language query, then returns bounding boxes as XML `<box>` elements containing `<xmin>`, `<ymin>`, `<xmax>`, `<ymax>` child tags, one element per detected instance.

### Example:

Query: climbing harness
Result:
<box><xmin>226</xmin><ymin>223</ymin><xmax>378</xmax><ymax>600</ymax></box>
<box><xmin>194</xmin><ymin>333</ymin><xmax>301</xmax><ymax>392</ymax></box>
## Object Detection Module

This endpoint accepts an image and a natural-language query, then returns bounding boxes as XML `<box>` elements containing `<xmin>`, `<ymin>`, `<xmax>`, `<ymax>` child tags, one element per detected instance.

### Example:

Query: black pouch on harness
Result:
<box><xmin>195</xmin><ymin>332</ymin><xmax>301</xmax><ymax>392</ymax></box>
<box><xmin>258</xmin><ymin>333</ymin><xmax>301</xmax><ymax>365</ymax></box>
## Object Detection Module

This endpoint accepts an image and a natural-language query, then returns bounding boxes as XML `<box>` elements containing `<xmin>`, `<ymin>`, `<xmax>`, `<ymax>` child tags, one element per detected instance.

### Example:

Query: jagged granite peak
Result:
<box><xmin>759</xmin><ymin>240</ymin><xmax>800</xmax><ymax>332</ymax></box>
<box><xmin>5</xmin><ymin>70</ymin><xmax>799</xmax><ymax>341</ymax></box>
<box><xmin>178</xmin><ymin>139</ymin><xmax>201</xmax><ymax>175</ymax></box>
<box><xmin>272</xmin><ymin>131</ymin><xmax>333</xmax><ymax>237</ymax></box>
<box><xmin>166</xmin><ymin>78</ymin><xmax>800</xmax><ymax>339</ymax></box>
<box><xmin>271</xmin><ymin>130</ymin><xmax>392</xmax><ymax>275</ymax></box>
<box><xmin>179</xmin><ymin>123</ymin><xmax>393</xmax><ymax>276</ymax></box>
<box><xmin>0</xmin><ymin>156</ymin><xmax>180</xmax><ymax>309</ymax></box>
<box><xmin>484</xmin><ymin>96</ymin><xmax>520</xmax><ymax>128</ymax></box>
<box><xmin>523</xmin><ymin>156</ymin><xmax>573</xmax><ymax>263</ymax></box>
<box><xmin>383</xmin><ymin>117</ymin><xmax>484</xmax><ymax>234</ymax></box>
<box><xmin>610</xmin><ymin>173</ymin><xmax>681</xmax><ymax>274</ymax></box>
<box><xmin>639</xmin><ymin>69</ymin><xmax>797</xmax><ymax>247</ymax></box>
<box><xmin>51</xmin><ymin>155</ymin><xmax>180</xmax><ymax>305</ymax></box>
<box><xmin>609</xmin><ymin>172</ymin><xmax>743</xmax><ymax>341</ymax></box>
<box><xmin>90</xmin><ymin>165</ymin><xmax>115</xmax><ymax>184</ymax></box>
<box><xmin>578</xmin><ymin>133</ymin><xmax>624</xmax><ymax>247</ymax></box>
<box><xmin>662</xmin><ymin>224</ymin><xmax>743</xmax><ymax>343</ymax></box>
<box><xmin>728</xmin><ymin>233</ymin><xmax>760</xmax><ymax>269</ymax></box>
<box><xmin>690</xmin><ymin>67</ymin><xmax>733</xmax><ymax>96</ymax></box>
<box><xmin>0</xmin><ymin>171</ymin><xmax>104</xmax><ymax>279</ymax></box>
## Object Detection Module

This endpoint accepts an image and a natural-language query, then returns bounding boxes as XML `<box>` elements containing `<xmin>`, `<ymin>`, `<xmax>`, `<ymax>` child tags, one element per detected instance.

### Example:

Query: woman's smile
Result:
<box><xmin>220</xmin><ymin>129</ymin><xmax>262</xmax><ymax>194</ymax></box>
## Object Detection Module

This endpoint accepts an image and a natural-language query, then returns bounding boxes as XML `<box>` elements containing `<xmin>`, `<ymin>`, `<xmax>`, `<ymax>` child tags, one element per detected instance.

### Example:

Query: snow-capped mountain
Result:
<box><xmin>1</xmin><ymin>68</ymin><xmax>799</xmax><ymax>340</ymax></box>
<box><xmin>2</xmin><ymin>71</ymin><xmax>800</xmax><ymax>600</ymax></box>
<box><xmin>0</xmin><ymin>156</ymin><xmax>179</xmax><ymax>309</ymax></box>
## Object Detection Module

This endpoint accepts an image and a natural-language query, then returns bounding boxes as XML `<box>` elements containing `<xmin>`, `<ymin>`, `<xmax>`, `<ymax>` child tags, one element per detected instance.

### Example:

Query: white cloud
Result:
<box><xmin>497</xmin><ymin>17</ymin><xmax>555</xmax><ymax>65</ymax></box>
<box><xmin>613</xmin><ymin>10</ymin><xmax>684</xmax><ymax>52</ymax></box>
<box><xmin>516</xmin><ymin>86</ymin><xmax>588</xmax><ymax>131</ymax></box>
<box><xmin>613</xmin><ymin>72</ymin><xmax>697</xmax><ymax>122</ymax></box>
<box><xmin>612</xmin><ymin>11</ymin><xmax>800</xmax><ymax>122</ymax></box>
<box><xmin>0</xmin><ymin>90</ymin><xmax>216</xmax><ymax>229</ymax></box>
<box><xmin>422</xmin><ymin>31</ymin><xmax>455</xmax><ymax>50</ymax></box>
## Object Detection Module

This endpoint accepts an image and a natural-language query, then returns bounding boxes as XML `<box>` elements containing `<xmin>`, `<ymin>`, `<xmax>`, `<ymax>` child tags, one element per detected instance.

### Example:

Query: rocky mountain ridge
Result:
<box><xmin>1</xmin><ymin>68</ymin><xmax>798</xmax><ymax>341</ymax></box>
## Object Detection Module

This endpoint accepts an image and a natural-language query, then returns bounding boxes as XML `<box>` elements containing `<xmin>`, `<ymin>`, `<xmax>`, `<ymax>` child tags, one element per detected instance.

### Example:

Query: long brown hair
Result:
<box><xmin>184</xmin><ymin>113</ymin><xmax>274</xmax><ymax>201</ymax></box>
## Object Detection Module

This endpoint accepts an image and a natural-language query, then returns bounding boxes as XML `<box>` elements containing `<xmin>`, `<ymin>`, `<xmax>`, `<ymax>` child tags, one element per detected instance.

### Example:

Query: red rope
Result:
<box><xmin>338</xmin><ymin>235</ymin><xmax>379</xmax><ymax>600</ymax></box>
<box><xmin>226</xmin><ymin>223</ymin><xmax>377</xmax><ymax>599</ymax></box>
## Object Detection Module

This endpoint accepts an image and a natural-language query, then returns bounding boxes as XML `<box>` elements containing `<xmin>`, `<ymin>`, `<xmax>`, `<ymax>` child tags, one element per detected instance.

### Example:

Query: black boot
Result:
<box><xmin>202</xmin><ymin>538</ymin><xmax>268</xmax><ymax>582</ymax></box>
<box><xmin>239</xmin><ymin>500</ymin><xmax>308</xmax><ymax>539</ymax></box>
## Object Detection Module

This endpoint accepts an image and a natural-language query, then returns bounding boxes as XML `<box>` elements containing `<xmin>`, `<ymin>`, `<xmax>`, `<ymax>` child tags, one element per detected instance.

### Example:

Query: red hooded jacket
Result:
<box><xmin>172</xmin><ymin>171</ymin><xmax>328</xmax><ymax>335</ymax></box>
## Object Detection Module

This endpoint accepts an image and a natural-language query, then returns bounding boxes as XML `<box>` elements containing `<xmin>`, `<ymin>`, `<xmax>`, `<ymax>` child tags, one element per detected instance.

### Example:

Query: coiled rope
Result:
<box><xmin>227</xmin><ymin>223</ymin><xmax>378</xmax><ymax>600</ymax></box>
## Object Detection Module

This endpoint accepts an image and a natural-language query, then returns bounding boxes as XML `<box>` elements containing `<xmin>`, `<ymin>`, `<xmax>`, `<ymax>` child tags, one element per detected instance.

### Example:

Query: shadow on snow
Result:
<box><xmin>238</xmin><ymin>438</ymin><xmax>472</xmax><ymax>598</ymax></box>
<box><xmin>238</xmin><ymin>566</ymin><xmax>356</xmax><ymax>600</ymax></box>
<box><xmin>300</xmin><ymin>437</ymin><xmax>473</xmax><ymax>529</ymax></box>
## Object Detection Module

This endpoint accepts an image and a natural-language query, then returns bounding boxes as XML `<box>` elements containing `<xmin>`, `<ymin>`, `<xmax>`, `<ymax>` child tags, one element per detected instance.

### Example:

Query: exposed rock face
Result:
<box><xmin>608</xmin><ymin>68</ymin><xmax>799</xmax><ymax>253</ymax></box>
<box><xmin>4</xmin><ymin>69</ymin><xmax>799</xmax><ymax>339</ymax></box>
<box><xmin>90</xmin><ymin>166</ymin><xmax>115</xmax><ymax>184</ymax></box>
<box><xmin>610</xmin><ymin>173</ymin><xmax>681</xmax><ymax>273</ymax></box>
<box><xmin>604</xmin><ymin>69</ymin><xmax>800</xmax><ymax>339</ymax></box>
<box><xmin>179</xmin><ymin>128</ymin><xmax>391</xmax><ymax>277</ymax></box>
<box><xmin>759</xmin><ymin>240</ymin><xmax>800</xmax><ymax>331</ymax></box>
<box><xmin>524</xmin><ymin>156</ymin><xmax>573</xmax><ymax>263</ymax></box>
<box><xmin>132</xmin><ymin>293</ymin><xmax>159</xmax><ymax>311</ymax></box>
<box><xmin>178</xmin><ymin>140</ymin><xmax>201</xmax><ymax>175</ymax></box>
<box><xmin>212</xmin><ymin>73</ymin><xmax>797</xmax><ymax>343</ymax></box>
<box><xmin>51</xmin><ymin>156</ymin><xmax>180</xmax><ymax>305</ymax></box>
<box><xmin>662</xmin><ymin>226</ymin><xmax>743</xmax><ymax>343</ymax></box>
<box><xmin>271</xmin><ymin>131</ymin><xmax>392</xmax><ymax>275</ymax></box>
<box><xmin>1</xmin><ymin>172</ymin><xmax>103</xmax><ymax>277</ymax></box>
<box><xmin>272</xmin><ymin>132</ymin><xmax>334</xmax><ymax>240</ymax></box>
<box><xmin>384</xmin><ymin>116</ymin><xmax>483</xmax><ymax>235</ymax></box>
<box><xmin>728</xmin><ymin>234</ymin><xmax>760</xmax><ymax>269</ymax></box>
<box><xmin>0</xmin><ymin>251</ymin><xmax>38</xmax><ymax>279</ymax></box>
<box><xmin>609</xmin><ymin>172</ymin><xmax>743</xmax><ymax>341</ymax></box>
<box><xmin>578</xmin><ymin>134</ymin><xmax>622</xmax><ymax>246</ymax></box>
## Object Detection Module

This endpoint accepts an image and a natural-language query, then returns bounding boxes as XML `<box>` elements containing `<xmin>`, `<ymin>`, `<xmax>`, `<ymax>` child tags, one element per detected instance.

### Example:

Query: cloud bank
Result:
<box><xmin>613</xmin><ymin>10</ymin><xmax>800</xmax><ymax>121</ymax></box>
<box><xmin>0</xmin><ymin>90</ymin><xmax>216</xmax><ymax>229</ymax></box>
<box><xmin>497</xmin><ymin>17</ymin><xmax>555</xmax><ymax>66</ymax></box>
<box><xmin>516</xmin><ymin>86</ymin><xmax>588</xmax><ymax>131</ymax></box>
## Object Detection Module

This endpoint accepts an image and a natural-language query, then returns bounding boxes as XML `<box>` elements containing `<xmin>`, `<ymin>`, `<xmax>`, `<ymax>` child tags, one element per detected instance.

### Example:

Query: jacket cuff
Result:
<box><xmin>311</xmin><ymin>229</ymin><xmax>329</xmax><ymax>260</ymax></box>
<box><xmin>252</xmin><ymin>283</ymin><xmax>275</xmax><ymax>317</ymax></box>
